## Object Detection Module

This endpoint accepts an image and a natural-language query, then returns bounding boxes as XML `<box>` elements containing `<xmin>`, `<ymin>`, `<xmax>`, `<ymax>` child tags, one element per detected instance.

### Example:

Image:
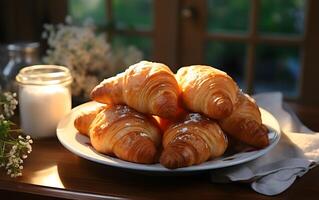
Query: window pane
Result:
<box><xmin>205</xmin><ymin>41</ymin><xmax>246</xmax><ymax>89</ymax></box>
<box><xmin>113</xmin><ymin>0</ymin><xmax>153</xmax><ymax>30</ymax></box>
<box><xmin>68</xmin><ymin>0</ymin><xmax>107</xmax><ymax>26</ymax></box>
<box><xmin>112</xmin><ymin>35</ymin><xmax>152</xmax><ymax>60</ymax></box>
<box><xmin>254</xmin><ymin>45</ymin><xmax>300</xmax><ymax>97</ymax></box>
<box><xmin>259</xmin><ymin>0</ymin><xmax>305</xmax><ymax>34</ymax></box>
<box><xmin>207</xmin><ymin>0</ymin><xmax>250</xmax><ymax>33</ymax></box>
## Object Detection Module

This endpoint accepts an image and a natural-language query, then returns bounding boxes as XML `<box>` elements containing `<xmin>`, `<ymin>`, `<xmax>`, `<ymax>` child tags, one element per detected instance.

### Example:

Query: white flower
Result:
<box><xmin>1</xmin><ymin>92</ymin><xmax>18</xmax><ymax>117</ymax></box>
<box><xmin>19</xmin><ymin>140</ymin><xmax>26</xmax><ymax>145</ymax></box>
<box><xmin>65</xmin><ymin>15</ymin><xmax>72</xmax><ymax>24</ymax></box>
<box><xmin>42</xmin><ymin>18</ymin><xmax>143</xmax><ymax>98</ymax></box>
<box><xmin>42</xmin><ymin>31</ymin><xmax>48</xmax><ymax>39</ymax></box>
<box><xmin>0</xmin><ymin>93</ymin><xmax>32</xmax><ymax>178</ymax></box>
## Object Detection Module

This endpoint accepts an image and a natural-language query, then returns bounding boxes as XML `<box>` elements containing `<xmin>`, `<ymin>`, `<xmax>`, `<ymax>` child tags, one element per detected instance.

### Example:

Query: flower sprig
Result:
<box><xmin>42</xmin><ymin>16</ymin><xmax>143</xmax><ymax>98</ymax></box>
<box><xmin>0</xmin><ymin>92</ymin><xmax>32</xmax><ymax>178</ymax></box>
<box><xmin>0</xmin><ymin>92</ymin><xmax>18</xmax><ymax>118</ymax></box>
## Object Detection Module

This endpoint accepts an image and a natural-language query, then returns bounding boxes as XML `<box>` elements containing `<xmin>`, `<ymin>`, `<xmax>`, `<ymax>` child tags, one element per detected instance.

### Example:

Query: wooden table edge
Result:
<box><xmin>0</xmin><ymin>179</ymin><xmax>127</xmax><ymax>200</ymax></box>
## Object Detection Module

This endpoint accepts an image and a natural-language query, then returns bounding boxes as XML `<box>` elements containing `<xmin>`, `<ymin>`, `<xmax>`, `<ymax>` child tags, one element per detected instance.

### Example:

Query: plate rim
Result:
<box><xmin>56</xmin><ymin>101</ymin><xmax>281</xmax><ymax>172</ymax></box>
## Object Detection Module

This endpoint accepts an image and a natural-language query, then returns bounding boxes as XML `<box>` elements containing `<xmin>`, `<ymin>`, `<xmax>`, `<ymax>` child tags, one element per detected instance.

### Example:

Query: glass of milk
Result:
<box><xmin>16</xmin><ymin>65</ymin><xmax>72</xmax><ymax>138</ymax></box>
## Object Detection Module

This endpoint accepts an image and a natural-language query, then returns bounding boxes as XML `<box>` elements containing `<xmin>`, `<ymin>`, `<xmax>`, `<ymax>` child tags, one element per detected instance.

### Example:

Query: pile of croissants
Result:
<box><xmin>74</xmin><ymin>61</ymin><xmax>269</xmax><ymax>169</ymax></box>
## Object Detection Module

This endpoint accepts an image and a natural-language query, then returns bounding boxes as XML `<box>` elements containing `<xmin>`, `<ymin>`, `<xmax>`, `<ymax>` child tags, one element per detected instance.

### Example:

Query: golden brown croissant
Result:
<box><xmin>218</xmin><ymin>92</ymin><xmax>269</xmax><ymax>148</ymax></box>
<box><xmin>226</xmin><ymin>135</ymin><xmax>256</xmax><ymax>153</ymax></box>
<box><xmin>176</xmin><ymin>65</ymin><xmax>239</xmax><ymax>119</ymax></box>
<box><xmin>160</xmin><ymin>113</ymin><xmax>228</xmax><ymax>169</ymax></box>
<box><xmin>89</xmin><ymin>104</ymin><xmax>162</xmax><ymax>164</ymax></box>
<box><xmin>91</xmin><ymin>61</ymin><xmax>182</xmax><ymax>119</ymax></box>
<box><xmin>74</xmin><ymin>104</ymin><xmax>106</xmax><ymax>136</ymax></box>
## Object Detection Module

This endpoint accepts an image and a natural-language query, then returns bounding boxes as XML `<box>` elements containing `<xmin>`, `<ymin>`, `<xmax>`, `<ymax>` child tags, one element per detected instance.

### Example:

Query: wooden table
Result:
<box><xmin>0</xmin><ymin>102</ymin><xmax>319</xmax><ymax>200</ymax></box>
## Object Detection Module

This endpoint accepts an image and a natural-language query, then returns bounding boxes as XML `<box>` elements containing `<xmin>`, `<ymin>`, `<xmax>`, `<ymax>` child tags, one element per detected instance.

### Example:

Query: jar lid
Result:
<box><xmin>16</xmin><ymin>65</ymin><xmax>73</xmax><ymax>85</ymax></box>
<box><xmin>7</xmin><ymin>42</ymin><xmax>39</xmax><ymax>53</ymax></box>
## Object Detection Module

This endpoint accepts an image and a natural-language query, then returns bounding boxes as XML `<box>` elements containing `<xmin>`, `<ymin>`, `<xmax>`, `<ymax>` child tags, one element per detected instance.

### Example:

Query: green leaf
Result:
<box><xmin>0</xmin><ymin>120</ymin><xmax>13</xmax><ymax>138</ymax></box>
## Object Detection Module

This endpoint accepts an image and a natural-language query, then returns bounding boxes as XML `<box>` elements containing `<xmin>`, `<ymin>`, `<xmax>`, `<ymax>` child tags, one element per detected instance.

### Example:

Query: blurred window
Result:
<box><xmin>68</xmin><ymin>0</ymin><xmax>153</xmax><ymax>59</ymax></box>
<box><xmin>205</xmin><ymin>0</ymin><xmax>305</xmax><ymax>97</ymax></box>
<box><xmin>69</xmin><ymin>0</ymin><xmax>308</xmax><ymax>99</ymax></box>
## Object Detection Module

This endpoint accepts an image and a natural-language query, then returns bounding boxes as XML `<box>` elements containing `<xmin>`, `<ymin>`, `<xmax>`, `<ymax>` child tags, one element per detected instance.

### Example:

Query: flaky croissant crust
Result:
<box><xmin>219</xmin><ymin>92</ymin><xmax>269</xmax><ymax>148</ymax></box>
<box><xmin>74</xmin><ymin>104</ymin><xmax>106</xmax><ymax>136</ymax></box>
<box><xmin>89</xmin><ymin>104</ymin><xmax>162</xmax><ymax>164</ymax></box>
<box><xmin>160</xmin><ymin>113</ymin><xmax>228</xmax><ymax>169</ymax></box>
<box><xmin>91</xmin><ymin>61</ymin><xmax>182</xmax><ymax>119</ymax></box>
<box><xmin>176</xmin><ymin>65</ymin><xmax>239</xmax><ymax>119</ymax></box>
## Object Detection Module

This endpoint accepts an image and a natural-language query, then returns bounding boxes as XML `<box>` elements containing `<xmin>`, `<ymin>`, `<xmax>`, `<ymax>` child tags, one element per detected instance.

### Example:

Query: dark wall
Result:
<box><xmin>0</xmin><ymin>0</ymin><xmax>67</xmax><ymax>43</ymax></box>
<box><xmin>0</xmin><ymin>0</ymin><xmax>67</xmax><ymax>69</ymax></box>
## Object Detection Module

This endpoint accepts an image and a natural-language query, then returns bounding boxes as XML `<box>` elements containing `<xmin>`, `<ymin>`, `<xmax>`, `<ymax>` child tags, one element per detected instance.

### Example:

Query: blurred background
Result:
<box><xmin>0</xmin><ymin>0</ymin><xmax>318</xmax><ymax>105</ymax></box>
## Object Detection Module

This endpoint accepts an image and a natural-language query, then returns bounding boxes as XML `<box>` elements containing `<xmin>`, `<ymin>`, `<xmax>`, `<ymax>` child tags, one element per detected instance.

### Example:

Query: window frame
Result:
<box><xmin>103</xmin><ymin>0</ymin><xmax>318</xmax><ymax>104</ymax></box>
<box><xmin>176</xmin><ymin>0</ymin><xmax>318</xmax><ymax>104</ymax></box>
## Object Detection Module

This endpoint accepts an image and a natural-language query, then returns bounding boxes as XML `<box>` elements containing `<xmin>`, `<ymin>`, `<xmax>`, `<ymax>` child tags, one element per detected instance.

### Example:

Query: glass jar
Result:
<box><xmin>1</xmin><ymin>42</ymin><xmax>40</xmax><ymax>92</ymax></box>
<box><xmin>16</xmin><ymin>65</ymin><xmax>72</xmax><ymax>138</ymax></box>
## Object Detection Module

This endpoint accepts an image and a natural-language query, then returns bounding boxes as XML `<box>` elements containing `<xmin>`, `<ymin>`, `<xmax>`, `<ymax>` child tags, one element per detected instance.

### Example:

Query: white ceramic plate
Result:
<box><xmin>57</xmin><ymin>101</ymin><xmax>281</xmax><ymax>172</ymax></box>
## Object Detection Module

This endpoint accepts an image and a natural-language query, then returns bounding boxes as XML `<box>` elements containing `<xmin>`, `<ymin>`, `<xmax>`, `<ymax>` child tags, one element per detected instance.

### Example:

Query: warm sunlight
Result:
<box><xmin>0</xmin><ymin>0</ymin><xmax>318</xmax><ymax>199</ymax></box>
<box><xmin>31</xmin><ymin>165</ymin><xmax>65</xmax><ymax>189</ymax></box>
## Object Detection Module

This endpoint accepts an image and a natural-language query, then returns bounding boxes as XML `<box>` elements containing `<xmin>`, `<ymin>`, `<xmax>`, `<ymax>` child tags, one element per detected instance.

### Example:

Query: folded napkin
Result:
<box><xmin>210</xmin><ymin>92</ymin><xmax>319</xmax><ymax>196</ymax></box>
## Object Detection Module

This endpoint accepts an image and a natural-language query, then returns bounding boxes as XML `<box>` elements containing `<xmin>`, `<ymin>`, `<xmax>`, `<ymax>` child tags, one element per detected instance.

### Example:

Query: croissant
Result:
<box><xmin>74</xmin><ymin>104</ymin><xmax>106</xmax><ymax>136</ymax></box>
<box><xmin>176</xmin><ymin>65</ymin><xmax>238</xmax><ymax>119</ymax></box>
<box><xmin>160</xmin><ymin>113</ymin><xmax>228</xmax><ymax>169</ymax></box>
<box><xmin>89</xmin><ymin>104</ymin><xmax>162</xmax><ymax>164</ymax></box>
<box><xmin>91</xmin><ymin>61</ymin><xmax>182</xmax><ymax>119</ymax></box>
<box><xmin>226</xmin><ymin>135</ymin><xmax>256</xmax><ymax>153</ymax></box>
<box><xmin>218</xmin><ymin>92</ymin><xmax>269</xmax><ymax>148</ymax></box>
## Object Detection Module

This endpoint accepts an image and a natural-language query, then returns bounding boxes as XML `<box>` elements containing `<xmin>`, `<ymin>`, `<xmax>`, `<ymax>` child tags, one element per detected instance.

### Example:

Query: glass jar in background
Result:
<box><xmin>1</xmin><ymin>42</ymin><xmax>40</xmax><ymax>92</ymax></box>
<box><xmin>16</xmin><ymin>65</ymin><xmax>72</xmax><ymax>138</ymax></box>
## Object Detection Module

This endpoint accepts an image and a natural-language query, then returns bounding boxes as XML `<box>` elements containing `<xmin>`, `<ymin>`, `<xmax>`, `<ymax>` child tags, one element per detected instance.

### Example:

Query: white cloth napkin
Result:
<box><xmin>210</xmin><ymin>92</ymin><xmax>319</xmax><ymax>196</ymax></box>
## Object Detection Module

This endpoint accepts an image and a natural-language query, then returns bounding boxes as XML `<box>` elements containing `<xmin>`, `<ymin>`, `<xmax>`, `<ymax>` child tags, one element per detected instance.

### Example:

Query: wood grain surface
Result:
<box><xmin>0</xmin><ymin>102</ymin><xmax>318</xmax><ymax>200</ymax></box>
